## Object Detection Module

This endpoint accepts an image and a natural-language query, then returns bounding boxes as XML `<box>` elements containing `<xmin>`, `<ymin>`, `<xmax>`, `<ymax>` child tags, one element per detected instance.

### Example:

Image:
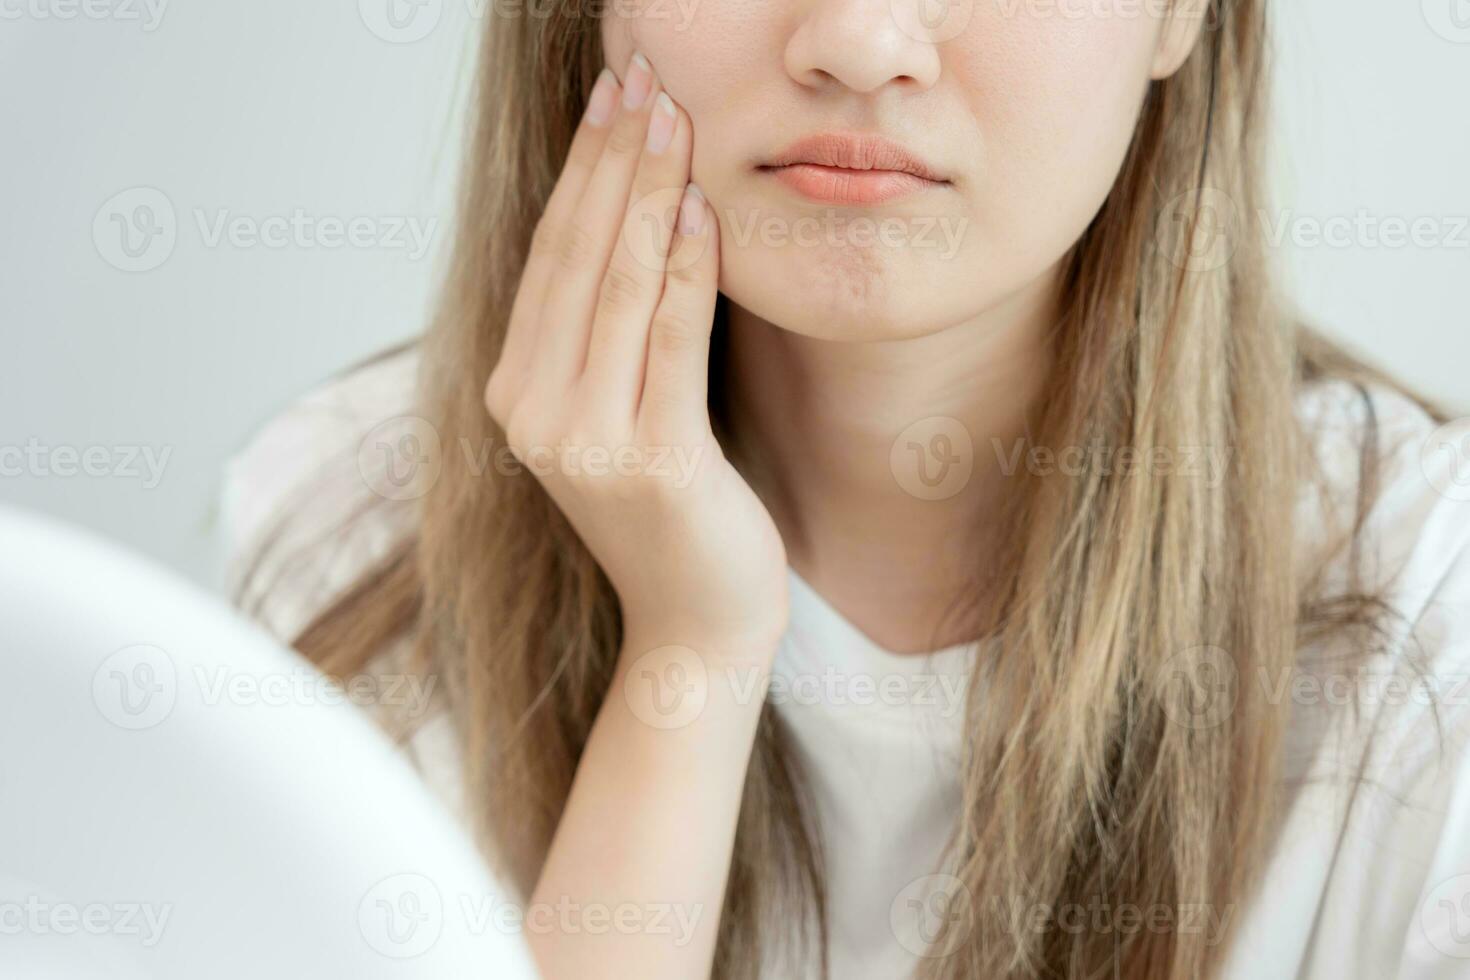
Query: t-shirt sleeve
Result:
<box><xmin>1382</xmin><ymin>414</ymin><xmax>1470</xmax><ymax>977</ymax></box>
<box><xmin>218</xmin><ymin>351</ymin><xmax>419</xmax><ymax>643</ymax></box>
<box><xmin>1292</xmin><ymin>386</ymin><xmax>1470</xmax><ymax>977</ymax></box>
<box><xmin>215</xmin><ymin>349</ymin><xmax>468</xmax><ymax>823</ymax></box>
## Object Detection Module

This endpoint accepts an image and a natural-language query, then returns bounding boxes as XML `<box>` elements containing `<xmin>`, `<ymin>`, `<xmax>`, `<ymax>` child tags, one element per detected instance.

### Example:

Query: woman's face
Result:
<box><xmin>601</xmin><ymin>0</ymin><xmax>1206</xmax><ymax>341</ymax></box>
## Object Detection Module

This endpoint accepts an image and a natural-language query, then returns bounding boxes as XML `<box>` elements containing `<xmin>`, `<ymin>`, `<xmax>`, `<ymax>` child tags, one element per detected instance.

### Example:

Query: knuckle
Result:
<box><xmin>604</xmin><ymin>120</ymin><xmax>645</xmax><ymax>158</ymax></box>
<box><xmin>639</xmin><ymin>381</ymin><xmax>680</xmax><ymax>421</ymax></box>
<box><xmin>484</xmin><ymin>370</ymin><xmax>513</xmax><ymax>424</ymax></box>
<box><xmin>565</xmin><ymin>132</ymin><xmax>604</xmax><ymax>173</ymax></box>
<box><xmin>665</xmin><ymin>249</ymin><xmax>706</xmax><ymax>284</ymax></box>
<box><xmin>597</xmin><ymin>262</ymin><xmax>647</xmax><ymax>315</ymax></box>
<box><xmin>650</xmin><ymin>310</ymin><xmax>698</xmax><ymax>355</ymax></box>
<box><xmin>504</xmin><ymin>410</ymin><xmax>534</xmax><ymax>451</ymax></box>
<box><xmin>528</xmin><ymin>217</ymin><xmax>560</xmax><ymax>263</ymax></box>
<box><xmin>555</xmin><ymin>221</ymin><xmax>601</xmax><ymax>272</ymax></box>
<box><xmin>505</xmin><ymin>399</ymin><xmax>553</xmax><ymax>453</ymax></box>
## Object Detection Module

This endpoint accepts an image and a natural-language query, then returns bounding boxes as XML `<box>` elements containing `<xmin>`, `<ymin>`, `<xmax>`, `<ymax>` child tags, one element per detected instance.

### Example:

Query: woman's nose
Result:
<box><xmin>783</xmin><ymin>0</ymin><xmax>944</xmax><ymax>94</ymax></box>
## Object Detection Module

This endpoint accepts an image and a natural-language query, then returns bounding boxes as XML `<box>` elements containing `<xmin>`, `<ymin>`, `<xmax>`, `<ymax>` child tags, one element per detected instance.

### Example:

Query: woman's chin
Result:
<box><xmin>721</xmin><ymin>289</ymin><xmax>962</xmax><ymax>343</ymax></box>
<box><xmin>718</xmin><ymin>249</ymin><xmax>993</xmax><ymax>343</ymax></box>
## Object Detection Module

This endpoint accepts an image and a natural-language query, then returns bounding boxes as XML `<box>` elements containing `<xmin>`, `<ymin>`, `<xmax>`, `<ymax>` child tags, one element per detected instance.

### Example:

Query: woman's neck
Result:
<box><xmin>723</xmin><ymin>282</ymin><xmax>1058</xmax><ymax>654</ymax></box>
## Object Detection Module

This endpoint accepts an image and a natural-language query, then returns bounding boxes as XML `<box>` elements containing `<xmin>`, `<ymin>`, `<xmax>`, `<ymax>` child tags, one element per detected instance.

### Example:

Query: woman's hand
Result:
<box><xmin>490</xmin><ymin>54</ymin><xmax>786</xmax><ymax>980</ymax></box>
<box><xmin>485</xmin><ymin>52</ymin><xmax>788</xmax><ymax>662</ymax></box>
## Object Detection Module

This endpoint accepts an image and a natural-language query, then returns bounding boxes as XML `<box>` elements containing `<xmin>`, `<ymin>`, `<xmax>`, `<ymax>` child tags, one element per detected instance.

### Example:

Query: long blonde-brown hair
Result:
<box><xmin>241</xmin><ymin>1</ymin><xmax>1443</xmax><ymax>977</ymax></box>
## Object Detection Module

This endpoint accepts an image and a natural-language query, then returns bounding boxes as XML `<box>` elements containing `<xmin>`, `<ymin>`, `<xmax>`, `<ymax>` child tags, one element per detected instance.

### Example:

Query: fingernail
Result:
<box><xmin>585</xmin><ymin>68</ymin><xmax>618</xmax><ymax>127</ymax></box>
<box><xmin>646</xmin><ymin>92</ymin><xmax>676</xmax><ymax>154</ymax></box>
<box><xmin>622</xmin><ymin>52</ymin><xmax>653</xmax><ymax>110</ymax></box>
<box><xmin>679</xmin><ymin>183</ymin><xmax>706</xmax><ymax>236</ymax></box>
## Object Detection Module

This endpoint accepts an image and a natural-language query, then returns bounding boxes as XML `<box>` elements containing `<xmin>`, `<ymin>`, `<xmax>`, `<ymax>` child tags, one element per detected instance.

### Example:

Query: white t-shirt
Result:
<box><xmin>222</xmin><ymin>349</ymin><xmax>1470</xmax><ymax>979</ymax></box>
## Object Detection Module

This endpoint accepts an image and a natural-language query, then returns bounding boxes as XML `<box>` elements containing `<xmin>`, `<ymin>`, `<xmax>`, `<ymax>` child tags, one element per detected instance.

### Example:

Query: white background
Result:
<box><xmin>2</xmin><ymin>0</ymin><xmax>1467</xmax><ymax>584</ymax></box>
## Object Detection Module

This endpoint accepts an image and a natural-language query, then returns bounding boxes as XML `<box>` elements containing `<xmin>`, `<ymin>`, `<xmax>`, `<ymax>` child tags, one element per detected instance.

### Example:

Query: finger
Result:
<box><xmin>639</xmin><ymin>183</ymin><xmax>719</xmax><ymax>441</ymax></box>
<box><xmin>580</xmin><ymin>92</ymin><xmax>693</xmax><ymax>413</ymax></box>
<box><xmin>532</xmin><ymin>51</ymin><xmax>662</xmax><ymax>394</ymax></box>
<box><xmin>487</xmin><ymin>67</ymin><xmax>621</xmax><ymax>421</ymax></box>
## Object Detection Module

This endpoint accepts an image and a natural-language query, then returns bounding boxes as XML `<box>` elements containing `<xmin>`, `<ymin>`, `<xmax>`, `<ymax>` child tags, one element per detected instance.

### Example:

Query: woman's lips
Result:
<box><xmin>758</xmin><ymin>133</ymin><xmax>948</xmax><ymax>206</ymax></box>
<box><xmin>762</xmin><ymin>163</ymin><xmax>941</xmax><ymax>206</ymax></box>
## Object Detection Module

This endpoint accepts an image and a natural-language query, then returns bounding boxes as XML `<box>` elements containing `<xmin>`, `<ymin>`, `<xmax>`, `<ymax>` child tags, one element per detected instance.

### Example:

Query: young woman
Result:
<box><xmin>225</xmin><ymin>1</ymin><xmax>1470</xmax><ymax>978</ymax></box>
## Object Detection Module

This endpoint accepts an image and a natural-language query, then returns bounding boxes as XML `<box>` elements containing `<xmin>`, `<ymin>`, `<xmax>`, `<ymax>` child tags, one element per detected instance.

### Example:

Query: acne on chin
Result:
<box><xmin>721</xmin><ymin>242</ymin><xmax>993</xmax><ymax>343</ymax></box>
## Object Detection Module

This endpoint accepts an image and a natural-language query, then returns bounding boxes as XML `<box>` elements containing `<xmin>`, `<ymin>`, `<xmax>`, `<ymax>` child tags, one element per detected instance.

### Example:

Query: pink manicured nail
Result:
<box><xmin>678</xmin><ymin>183</ymin><xmax>706</xmax><ymax>236</ymax></box>
<box><xmin>646</xmin><ymin>93</ymin><xmax>676</xmax><ymax>154</ymax></box>
<box><xmin>585</xmin><ymin>68</ymin><xmax>618</xmax><ymax>127</ymax></box>
<box><xmin>622</xmin><ymin>52</ymin><xmax>653</xmax><ymax>110</ymax></box>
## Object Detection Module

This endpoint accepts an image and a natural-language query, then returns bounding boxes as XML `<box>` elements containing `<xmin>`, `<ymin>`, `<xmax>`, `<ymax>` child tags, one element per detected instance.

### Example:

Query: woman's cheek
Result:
<box><xmin>603</xmin><ymin>15</ymin><xmax>781</xmax><ymax>210</ymax></box>
<box><xmin>604</xmin><ymin>0</ymin><xmax>777</xmax><ymax>107</ymax></box>
<box><xmin>949</xmin><ymin>15</ymin><xmax>1160</xmax><ymax>267</ymax></box>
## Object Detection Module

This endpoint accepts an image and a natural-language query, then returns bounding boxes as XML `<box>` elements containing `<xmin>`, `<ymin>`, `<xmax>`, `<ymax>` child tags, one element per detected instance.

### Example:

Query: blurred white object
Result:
<box><xmin>0</xmin><ymin>505</ymin><xmax>537</xmax><ymax>979</ymax></box>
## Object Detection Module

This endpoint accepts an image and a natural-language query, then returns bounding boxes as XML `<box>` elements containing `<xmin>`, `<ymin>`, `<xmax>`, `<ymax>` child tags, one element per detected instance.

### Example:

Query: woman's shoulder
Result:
<box><xmin>1277</xmin><ymin>378</ymin><xmax>1470</xmax><ymax>975</ymax></box>
<box><xmin>221</xmin><ymin>344</ymin><xmax>423</xmax><ymax>642</ymax></box>
<box><xmin>221</xmin><ymin>344</ymin><xmax>470</xmax><ymax>820</ymax></box>
<box><xmin>1294</xmin><ymin>375</ymin><xmax>1470</xmax><ymax>615</ymax></box>
<box><xmin>1291</xmin><ymin>374</ymin><xmax>1470</xmax><ymax>782</ymax></box>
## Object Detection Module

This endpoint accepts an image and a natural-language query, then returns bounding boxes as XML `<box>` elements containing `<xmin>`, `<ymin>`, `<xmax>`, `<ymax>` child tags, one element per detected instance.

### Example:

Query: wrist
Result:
<box><xmin>610</xmin><ymin>632</ymin><xmax>773</xmax><ymax>745</ymax></box>
<box><xmin>618</xmin><ymin>586</ymin><xmax>790</xmax><ymax>665</ymax></box>
<box><xmin>618</xmin><ymin>616</ymin><xmax>785</xmax><ymax>671</ymax></box>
